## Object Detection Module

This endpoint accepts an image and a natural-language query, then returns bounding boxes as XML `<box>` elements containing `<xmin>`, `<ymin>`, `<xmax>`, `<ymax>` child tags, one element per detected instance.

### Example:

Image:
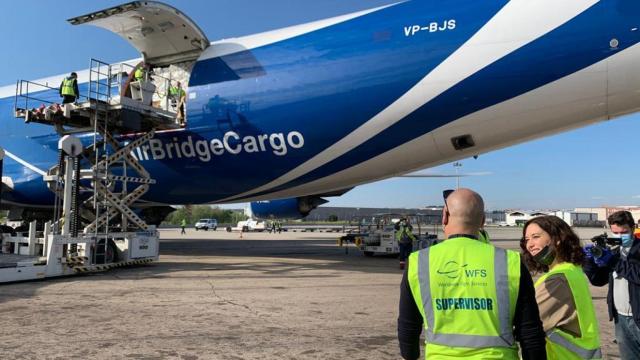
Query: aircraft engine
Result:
<box><xmin>250</xmin><ymin>196</ymin><xmax>328</xmax><ymax>220</ymax></box>
<box><xmin>138</xmin><ymin>206</ymin><xmax>177</xmax><ymax>226</ymax></box>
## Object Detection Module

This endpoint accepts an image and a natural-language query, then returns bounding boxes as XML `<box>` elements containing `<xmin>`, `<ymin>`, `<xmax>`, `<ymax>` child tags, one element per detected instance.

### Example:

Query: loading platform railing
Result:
<box><xmin>13</xmin><ymin>58</ymin><xmax>183</xmax><ymax>134</ymax></box>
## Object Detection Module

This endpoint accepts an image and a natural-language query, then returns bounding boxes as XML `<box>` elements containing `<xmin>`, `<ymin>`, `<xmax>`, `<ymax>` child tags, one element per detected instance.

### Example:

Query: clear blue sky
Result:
<box><xmin>2</xmin><ymin>1</ymin><xmax>638</xmax><ymax>210</ymax></box>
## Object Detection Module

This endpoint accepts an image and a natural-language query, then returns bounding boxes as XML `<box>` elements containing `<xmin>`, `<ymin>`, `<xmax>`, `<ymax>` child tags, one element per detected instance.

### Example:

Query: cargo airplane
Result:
<box><xmin>1</xmin><ymin>0</ymin><xmax>639</xmax><ymax>224</ymax></box>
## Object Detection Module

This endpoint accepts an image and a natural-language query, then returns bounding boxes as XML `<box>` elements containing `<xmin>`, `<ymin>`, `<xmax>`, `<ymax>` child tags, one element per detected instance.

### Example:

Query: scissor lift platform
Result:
<box><xmin>1</xmin><ymin>59</ymin><xmax>166</xmax><ymax>284</ymax></box>
<box><xmin>0</xmin><ymin>254</ymin><xmax>44</xmax><ymax>269</ymax></box>
<box><xmin>13</xmin><ymin>56</ymin><xmax>186</xmax><ymax>135</ymax></box>
<box><xmin>0</xmin><ymin>226</ymin><xmax>158</xmax><ymax>283</ymax></box>
<box><xmin>14</xmin><ymin>88</ymin><xmax>182</xmax><ymax>134</ymax></box>
<box><xmin>15</xmin><ymin>99</ymin><xmax>181</xmax><ymax>133</ymax></box>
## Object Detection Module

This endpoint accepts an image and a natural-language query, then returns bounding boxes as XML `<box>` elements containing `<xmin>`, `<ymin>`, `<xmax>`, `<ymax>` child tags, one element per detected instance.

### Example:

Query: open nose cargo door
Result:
<box><xmin>67</xmin><ymin>1</ymin><xmax>210</xmax><ymax>66</ymax></box>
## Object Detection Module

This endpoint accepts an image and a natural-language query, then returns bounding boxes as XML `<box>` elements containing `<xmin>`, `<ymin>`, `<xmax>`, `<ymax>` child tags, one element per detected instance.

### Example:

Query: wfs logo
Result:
<box><xmin>437</xmin><ymin>260</ymin><xmax>487</xmax><ymax>279</ymax></box>
<box><xmin>436</xmin><ymin>261</ymin><xmax>467</xmax><ymax>279</ymax></box>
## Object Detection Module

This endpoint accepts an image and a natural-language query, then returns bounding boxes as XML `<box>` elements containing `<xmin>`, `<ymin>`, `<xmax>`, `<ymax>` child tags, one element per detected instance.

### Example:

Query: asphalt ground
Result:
<box><xmin>0</xmin><ymin>227</ymin><xmax>620</xmax><ymax>359</ymax></box>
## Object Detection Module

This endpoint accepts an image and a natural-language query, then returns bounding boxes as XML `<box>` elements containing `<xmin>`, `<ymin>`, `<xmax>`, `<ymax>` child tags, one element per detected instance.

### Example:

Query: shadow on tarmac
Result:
<box><xmin>0</xmin><ymin>236</ymin><xmax>404</xmax><ymax>303</ymax></box>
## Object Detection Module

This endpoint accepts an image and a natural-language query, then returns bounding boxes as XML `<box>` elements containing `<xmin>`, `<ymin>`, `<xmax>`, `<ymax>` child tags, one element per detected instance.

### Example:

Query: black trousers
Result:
<box><xmin>62</xmin><ymin>95</ymin><xmax>76</xmax><ymax>104</ymax></box>
<box><xmin>399</xmin><ymin>242</ymin><xmax>413</xmax><ymax>262</ymax></box>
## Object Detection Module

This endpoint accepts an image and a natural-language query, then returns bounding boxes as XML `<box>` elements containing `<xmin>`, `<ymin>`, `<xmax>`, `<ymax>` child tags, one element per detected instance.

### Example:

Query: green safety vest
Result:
<box><xmin>134</xmin><ymin>67</ymin><xmax>146</xmax><ymax>81</ymax></box>
<box><xmin>61</xmin><ymin>77</ymin><xmax>77</xmax><ymax>96</ymax></box>
<box><xmin>534</xmin><ymin>263</ymin><xmax>602</xmax><ymax>360</ymax></box>
<box><xmin>408</xmin><ymin>237</ymin><xmax>521</xmax><ymax>359</ymax></box>
<box><xmin>396</xmin><ymin>224</ymin><xmax>416</xmax><ymax>242</ymax></box>
<box><xmin>170</xmin><ymin>86</ymin><xmax>186</xmax><ymax>98</ymax></box>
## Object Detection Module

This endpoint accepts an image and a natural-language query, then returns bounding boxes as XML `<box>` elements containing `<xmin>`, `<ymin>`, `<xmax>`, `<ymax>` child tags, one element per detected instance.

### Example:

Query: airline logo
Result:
<box><xmin>130</xmin><ymin>131</ymin><xmax>305</xmax><ymax>162</ymax></box>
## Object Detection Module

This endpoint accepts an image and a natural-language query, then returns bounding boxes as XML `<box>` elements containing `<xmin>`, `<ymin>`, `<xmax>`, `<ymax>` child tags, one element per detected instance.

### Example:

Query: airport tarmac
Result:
<box><xmin>0</xmin><ymin>227</ymin><xmax>618</xmax><ymax>359</ymax></box>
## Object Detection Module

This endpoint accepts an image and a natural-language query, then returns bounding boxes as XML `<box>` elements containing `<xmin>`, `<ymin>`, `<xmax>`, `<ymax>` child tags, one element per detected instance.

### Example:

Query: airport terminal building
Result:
<box><xmin>307</xmin><ymin>206</ymin><xmax>608</xmax><ymax>227</ymax></box>
<box><xmin>306</xmin><ymin>206</ymin><xmax>507</xmax><ymax>225</ymax></box>
<box><xmin>306</xmin><ymin>206</ymin><xmax>443</xmax><ymax>223</ymax></box>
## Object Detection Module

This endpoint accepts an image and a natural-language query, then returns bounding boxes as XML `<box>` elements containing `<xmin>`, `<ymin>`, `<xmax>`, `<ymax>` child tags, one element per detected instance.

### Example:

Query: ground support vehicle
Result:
<box><xmin>195</xmin><ymin>219</ymin><xmax>217</xmax><ymax>231</ymax></box>
<box><xmin>338</xmin><ymin>214</ymin><xmax>438</xmax><ymax>256</ymax></box>
<box><xmin>0</xmin><ymin>58</ymin><xmax>171</xmax><ymax>283</ymax></box>
<box><xmin>0</xmin><ymin>222</ymin><xmax>157</xmax><ymax>282</ymax></box>
<box><xmin>226</xmin><ymin>219</ymin><xmax>266</xmax><ymax>232</ymax></box>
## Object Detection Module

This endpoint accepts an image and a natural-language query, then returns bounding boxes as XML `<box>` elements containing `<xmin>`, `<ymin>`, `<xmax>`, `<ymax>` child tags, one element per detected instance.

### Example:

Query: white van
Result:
<box><xmin>194</xmin><ymin>219</ymin><xmax>217</xmax><ymax>231</ymax></box>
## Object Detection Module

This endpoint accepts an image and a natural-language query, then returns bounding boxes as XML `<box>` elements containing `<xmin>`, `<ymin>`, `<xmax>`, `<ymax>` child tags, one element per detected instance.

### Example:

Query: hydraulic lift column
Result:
<box><xmin>58</xmin><ymin>136</ymin><xmax>83</xmax><ymax>236</ymax></box>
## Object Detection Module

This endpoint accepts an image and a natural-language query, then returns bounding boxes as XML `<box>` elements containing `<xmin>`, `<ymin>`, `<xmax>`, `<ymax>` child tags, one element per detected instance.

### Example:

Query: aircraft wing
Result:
<box><xmin>67</xmin><ymin>1</ymin><xmax>210</xmax><ymax>66</ymax></box>
<box><xmin>399</xmin><ymin>172</ymin><xmax>492</xmax><ymax>178</ymax></box>
<box><xmin>309</xmin><ymin>187</ymin><xmax>354</xmax><ymax>198</ymax></box>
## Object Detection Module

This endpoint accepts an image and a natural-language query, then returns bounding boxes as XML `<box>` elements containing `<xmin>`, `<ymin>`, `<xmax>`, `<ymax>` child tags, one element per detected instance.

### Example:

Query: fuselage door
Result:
<box><xmin>67</xmin><ymin>1</ymin><xmax>210</xmax><ymax>66</ymax></box>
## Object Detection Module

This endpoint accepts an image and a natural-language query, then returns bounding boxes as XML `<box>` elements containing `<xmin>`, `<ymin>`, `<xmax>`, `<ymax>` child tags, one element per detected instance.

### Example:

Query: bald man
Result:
<box><xmin>398</xmin><ymin>189</ymin><xmax>546</xmax><ymax>359</ymax></box>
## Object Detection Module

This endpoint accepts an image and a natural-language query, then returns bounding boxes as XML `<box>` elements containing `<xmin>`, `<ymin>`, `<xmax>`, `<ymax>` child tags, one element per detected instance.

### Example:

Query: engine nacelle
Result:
<box><xmin>250</xmin><ymin>196</ymin><xmax>328</xmax><ymax>220</ymax></box>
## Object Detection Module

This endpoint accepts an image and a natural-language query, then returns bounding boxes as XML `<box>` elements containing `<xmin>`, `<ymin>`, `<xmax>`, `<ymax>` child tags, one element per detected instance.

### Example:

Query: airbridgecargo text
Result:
<box><xmin>130</xmin><ymin>131</ymin><xmax>305</xmax><ymax>162</ymax></box>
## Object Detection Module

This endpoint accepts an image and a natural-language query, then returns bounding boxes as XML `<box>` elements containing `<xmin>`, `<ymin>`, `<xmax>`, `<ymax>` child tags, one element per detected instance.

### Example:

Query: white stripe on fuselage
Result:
<box><xmin>3</xmin><ymin>150</ymin><xmax>47</xmax><ymax>176</ymax></box>
<box><xmin>240</xmin><ymin>40</ymin><xmax>633</xmax><ymax>202</ymax></box>
<box><xmin>219</xmin><ymin>0</ymin><xmax>600</xmax><ymax>202</ymax></box>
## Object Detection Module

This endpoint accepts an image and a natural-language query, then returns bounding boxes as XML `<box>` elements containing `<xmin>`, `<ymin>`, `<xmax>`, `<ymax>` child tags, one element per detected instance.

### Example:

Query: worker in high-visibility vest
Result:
<box><xmin>169</xmin><ymin>81</ymin><xmax>186</xmax><ymax>100</ymax></box>
<box><xmin>169</xmin><ymin>81</ymin><xmax>187</xmax><ymax>123</ymax></box>
<box><xmin>180</xmin><ymin>218</ymin><xmax>187</xmax><ymax>235</ymax></box>
<box><xmin>59</xmin><ymin>72</ymin><xmax>79</xmax><ymax>104</ymax></box>
<box><xmin>395</xmin><ymin>217</ymin><xmax>416</xmax><ymax>270</ymax></box>
<box><xmin>398</xmin><ymin>188</ymin><xmax>546</xmax><ymax>360</ymax></box>
<box><xmin>522</xmin><ymin>215</ymin><xmax>601</xmax><ymax>360</ymax></box>
<box><xmin>134</xmin><ymin>63</ymin><xmax>148</xmax><ymax>82</ymax></box>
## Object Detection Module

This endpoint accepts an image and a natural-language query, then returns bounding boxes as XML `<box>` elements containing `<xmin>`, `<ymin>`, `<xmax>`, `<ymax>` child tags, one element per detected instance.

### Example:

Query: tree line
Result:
<box><xmin>163</xmin><ymin>205</ymin><xmax>248</xmax><ymax>225</ymax></box>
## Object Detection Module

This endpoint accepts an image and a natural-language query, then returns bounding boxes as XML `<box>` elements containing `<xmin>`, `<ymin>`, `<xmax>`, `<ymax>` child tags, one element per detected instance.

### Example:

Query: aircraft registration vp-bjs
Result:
<box><xmin>1</xmin><ymin>0</ymin><xmax>639</xmax><ymax>224</ymax></box>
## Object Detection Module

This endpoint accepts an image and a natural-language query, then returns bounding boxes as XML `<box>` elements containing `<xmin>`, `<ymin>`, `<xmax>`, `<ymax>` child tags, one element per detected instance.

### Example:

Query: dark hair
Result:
<box><xmin>608</xmin><ymin>211</ymin><xmax>635</xmax><ymax>229</ymax></box>
<box><xmin>71</xmin><ymin>72</ymin><xmax>77</xmax><ymax>77</ymax></box>
<box><xmin>520</xmin><ymin>215</ymin><xmax>585</xmax><ymax>274</ymax></box>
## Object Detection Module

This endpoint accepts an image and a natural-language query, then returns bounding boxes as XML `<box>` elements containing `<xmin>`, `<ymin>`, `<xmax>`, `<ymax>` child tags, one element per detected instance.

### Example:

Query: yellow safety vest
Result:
<box><xmin>408</xmin><ymin>237</ymin><xmax>521</xmax><ymax>359</ymax></box>
<box><xmin>534</xmin><ymin>263</ymin><xmax>602</xmax><ymax>360</ymax></box>
<box><xmin>134</xmin><ymin>67</ymin><xmax>146</xmax><ymax>81</ymax></box>
<box><xmin>61</xmin><ymin>77</ymin><xmax>77</xmax><ymax>96</ymax></box>
<box><xmin>396</xmin><ymin>224</ymin><xmax>416</xmax><ymax>242</ymax></box>
<box><xmin>169</xmin><ymin>86</ymin><xmax>186</xmax><ymax>98</ymax></box>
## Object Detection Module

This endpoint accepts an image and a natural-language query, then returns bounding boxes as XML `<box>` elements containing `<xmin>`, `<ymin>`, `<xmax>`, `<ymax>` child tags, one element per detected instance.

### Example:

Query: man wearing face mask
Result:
<box><xmin>584</xmin><ymin>210</ymin><xmax>640</xmax><ymax>359</ymax></box>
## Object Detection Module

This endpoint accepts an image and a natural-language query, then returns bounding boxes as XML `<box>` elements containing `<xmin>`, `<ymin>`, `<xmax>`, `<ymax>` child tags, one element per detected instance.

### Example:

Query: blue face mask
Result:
<box><xmin>620</xmin><ymin>233</ymin><xmax>634</xmax><ymax>248</ymax></box>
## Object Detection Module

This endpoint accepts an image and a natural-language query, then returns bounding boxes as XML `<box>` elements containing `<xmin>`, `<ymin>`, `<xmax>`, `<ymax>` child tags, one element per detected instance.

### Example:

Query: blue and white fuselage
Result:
<box><xmin>1</xmin><ymin>0</ymin><xmax>640</xmax><ymax>210</ymax></box>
